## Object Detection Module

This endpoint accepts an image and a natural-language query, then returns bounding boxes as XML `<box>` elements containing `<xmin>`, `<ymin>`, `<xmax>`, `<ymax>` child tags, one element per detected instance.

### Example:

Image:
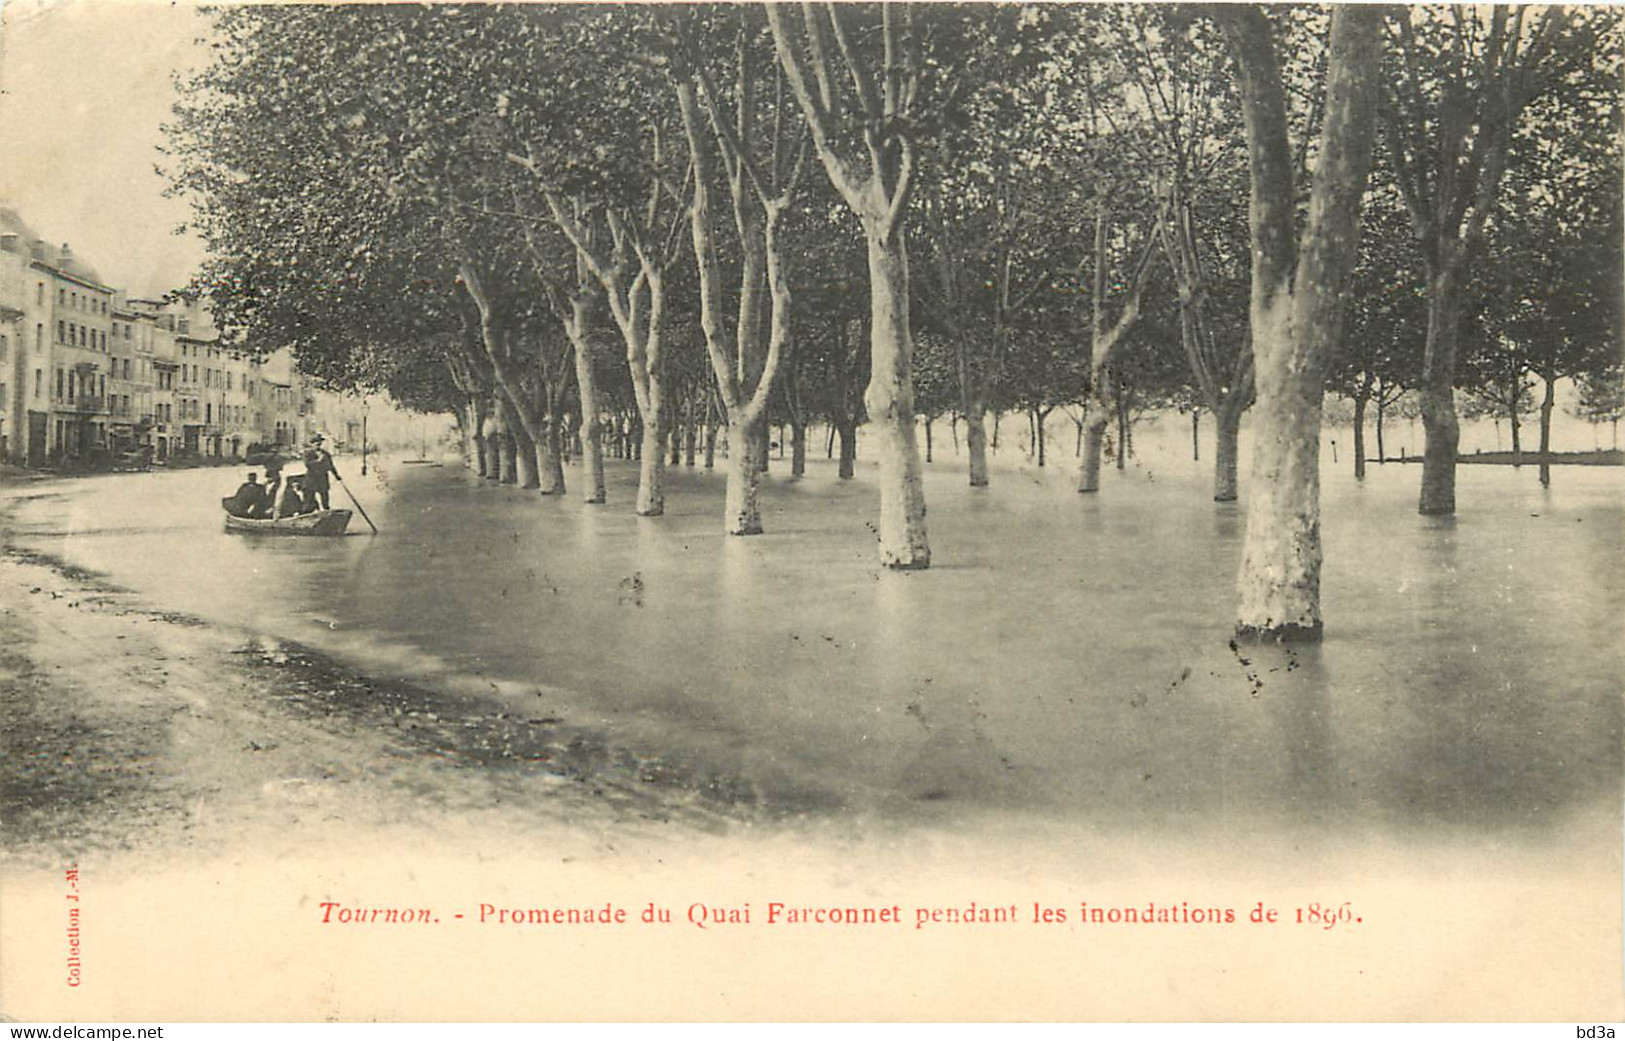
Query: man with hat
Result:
<box><xmin>302</xmin><ymin>433</ymin><xmax>342</xmax><ymax>511</ymax></box>
<box><xmin>224</xmin><ymin>471</ymin><xmax>270</xmax><ymax>518</ymax></box>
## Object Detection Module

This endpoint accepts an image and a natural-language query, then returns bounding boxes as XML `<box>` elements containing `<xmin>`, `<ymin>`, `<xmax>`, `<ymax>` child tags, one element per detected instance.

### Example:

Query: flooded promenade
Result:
<box><xmin>6</xmin><ymin>448</ymin><xmax>1621</xmax><ymax>843</ymax></box>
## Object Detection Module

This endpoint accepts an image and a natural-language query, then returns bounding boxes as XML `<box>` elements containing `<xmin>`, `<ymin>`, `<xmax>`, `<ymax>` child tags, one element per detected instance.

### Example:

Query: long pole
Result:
<box><xmin>336</xmin><ymin>470</ymin><xmax>379</xmax><ymax>534</ymax></box>
<box><xmin>361</xmin><ymin>414</ymin><xmax>369</xmax><ymax>475</ymax></box>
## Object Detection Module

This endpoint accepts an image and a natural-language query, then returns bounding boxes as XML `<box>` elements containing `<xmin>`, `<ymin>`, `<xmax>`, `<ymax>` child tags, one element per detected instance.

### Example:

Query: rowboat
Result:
<box><xmin>223</xmin><ymin>506</ymin><xmax>353</xmax><ymax>536</ymax></box>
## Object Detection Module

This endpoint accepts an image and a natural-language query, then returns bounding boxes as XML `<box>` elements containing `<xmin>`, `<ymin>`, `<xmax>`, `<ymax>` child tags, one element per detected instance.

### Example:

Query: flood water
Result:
<box><xmin>6</xmin><ymin>433</ymin><xmax>1622</xmax><ymax>846</ymax></box>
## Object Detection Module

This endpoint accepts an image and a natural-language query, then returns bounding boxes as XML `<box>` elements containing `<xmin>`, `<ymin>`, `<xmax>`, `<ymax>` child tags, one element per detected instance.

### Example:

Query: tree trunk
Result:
<box><xmin>481</xmin><ymin>414</ymin><xmax>501</xmax><ymax>481</ymax></box>
<box><xmin>1235</xmin><ymin>299</ymin><xmax>1324</xmax><ymax>639</ymax></box>
<box><xmin>1227</xmin><ymin>3</ymin><xmax>1381</xmax><ymax>640</ymax></box>
<box><xmin>461</xmin><ymin>399</ymin><xmax>480</xmax><ymax>471</ymax></box>
<box><xmin>1115</xmin><ymin>396</ymin><xmax>1130</xmax><ymax>470</ymax></box>
<box><xmin>1375</xmin><ymin>396</ymin><xmax>1386</xmax><ymax>464</ymax></box>
<box><xmin>539</xmin><ymin>414</ymin><xmax>566</xmax><ymax>495</ymax></box>
<box><xmin>1510</xmin><ymin>401</ymin><xmax>1523</xmax><ymax>464</ymax></box>
<box><xmin>750</xmin><ymin>427</ymin><xmax>770</xmax><ymax>476</ymax></box>
<box><xmin>924</xmin><ymin>418</ymin><xmax>934</xmax><ymax>463</ymax></box>
<box><xmin>964</xmin><ymin>404</ymin><xmax>989</xmax><ymax>487</ymax></box>
<box><xmin>1418</xmin><ymin>275</ymin><xmax>1461</xmax><ymax>515</ymax></box>
<box><xmin>498</xmin><ymin>427</ymin><xmax>518</xmax><ymax>485</ymax></box>
<box><xmin>1538</xmin><ymin>367</ymin><xmax>1556</xmax><ymax>487</ymax></box>
<box><xmin>826</xmin><ymin>422</ymin><xmax>836</xmax><ymax>459</ymax></box>
<box><xmin>1214</xmin><ymin>402</ymin><xmax>1241</xmax><ymax>502</ymax></box>
<box><xmin>577</xmin><ymin>395</ymin><xmax>606</xmax><ymax>506</ymax></box>
<box><xmin>1352</xmin><ymin>393</ymin><xmax>1367</xmax><ymax>480</ymax></box>
<box><xmin>991</xmin><ymin>411</ymin><xmax>1001</xmax><ymax>452</ymax></box>
<box><xmin>862</xmin><ymin>230</ymin><xmax>930</xmax><ymax>569</ymax></box>
<box><xmin>500</xmin><ymin>399</ymin><xmax>538</xmax><ymax>489</ymax></box>
<box><xmin>837</xmin><ymin>419</ymin><xmax>857</xmax><ymax>479</ymax></box>
<box><xmin>950</xmin><ymin>415</ymin><xmax>960</xmax><ymax>455</ymax></box>
<box><xmin>724</xmin><ymin>419</ymin><xmax>764</xmax><ymax>535</ymax></box>
<box><xmin>790</xmin><ymin>418</ymin><xmax>806</xmax><ymax>477</ymax></box>
<box><xmin>1192</xmin><ymin>410</ymin><xmax>1201</xmax><ymax>462</ymax></box>
<box><xmin>684</xmin><ymin>417</ymin><xmax>697</xmax><ymax>467</ymax></box>
<box><xmin>1078</xmin><ymin>414</ymin><xmax>1108</xmax><ymax>493</ymax></box>
<box><xmin>637</xmin><ymin>409</ymin><xmax>664</xmax><ymax>516</ymax></box>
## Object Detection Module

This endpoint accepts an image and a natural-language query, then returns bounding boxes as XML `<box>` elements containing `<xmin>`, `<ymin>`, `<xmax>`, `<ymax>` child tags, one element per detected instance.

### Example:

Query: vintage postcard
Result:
<box><xmin>1</xmin><ymin>0</ymin><xmax>1620</xmax><ymax>1024</ymax></box>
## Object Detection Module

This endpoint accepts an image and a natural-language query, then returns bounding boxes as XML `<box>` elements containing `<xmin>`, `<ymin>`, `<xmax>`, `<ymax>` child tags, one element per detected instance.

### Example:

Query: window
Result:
<box><xmin>0</xmin><ymin>334</ymin><xmax>7</xmax><ymax>360</ymax></box>
<box><xmin>35</xmin><ymin>370</ymin><xmax>42</xmax><ymax>399</ymax></box>
<box><xmin>36</xmin><ymin>283</ymin><xmax>43</xmax><ymax>305</ymax></box>
<box><xmin>57</xmin><ymin>321</ymin><xmax>65</xmax><ymax>343</ymax></box>
<box><xmin>36</xmin><ymin>324</ymin><xmax>42</xmax><ymax>350</ymax></box>
<box><xmin>124</xmin><ymin>324</ymin><xmax>131</xmax><ymax>340</ymax></box>
<box><xmin>58</xmin><ymin>288</ymin><xmax>65</xmax><ymax>307</ymax></box>
<box><xmin>65</xmin><ymin>370</ymin><xmax>73</xmax><ymax>402</ymax></box>
<box><xmin>71</xmin><ymin>292</ymin><xmax>77</xmax><ymax>310</ymax></box>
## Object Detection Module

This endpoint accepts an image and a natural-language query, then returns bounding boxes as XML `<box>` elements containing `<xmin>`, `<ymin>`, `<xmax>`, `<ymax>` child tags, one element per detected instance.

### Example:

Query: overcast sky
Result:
<box><xmin>0</xmin><ymin>0</ymin><xmax>210</xmax><ymax>298</ymax></box>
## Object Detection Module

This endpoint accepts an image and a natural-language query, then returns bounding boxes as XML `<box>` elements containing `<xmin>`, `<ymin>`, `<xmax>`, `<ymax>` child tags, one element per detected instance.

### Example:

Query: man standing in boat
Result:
<box><xmin>301</xmin><ymin>433</ymin><xmax>341</xmax><ymax>511</ymax></box>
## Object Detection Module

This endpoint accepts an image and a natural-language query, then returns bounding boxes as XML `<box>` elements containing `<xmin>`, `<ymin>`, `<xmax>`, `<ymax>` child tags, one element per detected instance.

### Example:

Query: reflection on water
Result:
<box><xmin>6</xmin><ymin>452</ymin><xmax>1621</xmax><ymax>840</ymax></box>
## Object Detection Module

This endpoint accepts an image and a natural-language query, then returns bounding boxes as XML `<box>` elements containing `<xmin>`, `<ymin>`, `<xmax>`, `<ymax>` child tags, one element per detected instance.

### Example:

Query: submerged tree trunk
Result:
<box><xmin>1236</xmin><ymin>298</ymin><xmax>1325</xmax><ymax>638</ymax></box>
<box><xmin>481</xmin><ymin>414</ymin><xmax>501</xmax><ymax>482</ymax></box>
<box><xmin>1352</xmin><ymin>393</ymin><xmax>1367</xmax><ymax>480</ymax></box>
<box><xmin>837</xmin><ymin>419</ymin><xmax>857</xmax><ymax>479</ymax></box>
<box><xmin>1078</xmin><ymin>414</ymin><xmax>1108</xmax><ymax>493</ymax></box>
<box><xmin>502</xmin><ymin>400</ymin><xmax>538</xmax><ymax>489</ymax></box>
<box><xmin>577</xmin><ymin>393</ymin><xmax>606</xmax><ymax>506</ymax></box>
<box><xmin>1226</xmin><ymin>3</ymin><xmax>1380</xmax><ymax>640</ymax></box>
<box><xmin>1538</xmin><ymin>366</ymin><xmax>1556</xmax><ymax>487</ymax></box>
<box><xmin>1115</xmin><ymin>396</ymin><xmax>1130</xmax><ymax>471</ymax></box>
<box><xmin>1214</xmin><ymin>402</ymin><xmax>1242</xmax><ymax>502</ymax></box>
<box><xmin>1418</xmin><ymin>275</ymin><xmax>1462</xmax><ymax>515</ymax></box>
<box><xmin>964</xmin><ymin>404</ymin><xmax>989</xmax><ymax>487</ymax></box>
<box><xmin>725</xmin><ymin>419</ymin><xmax>764</xmax><ymax>535</ymax></box>
<box><xmin>862</xmin><ymin>230</ymin><xmax>930</xmax><ymax>568</ymax></box>
<box><xmin>1375</xmin><ymin>395</ymin><xmax>1387</xmax><ymax>464</ymax></box>
<box><xmin>637</xmin><ymin>407</ymin><xmax>665</xmax><ymax>516</ymax></box>
<box><xmin>539</xmin><ymin>414</ymin><xmax>566</xmax><ymax>496</ymax></box>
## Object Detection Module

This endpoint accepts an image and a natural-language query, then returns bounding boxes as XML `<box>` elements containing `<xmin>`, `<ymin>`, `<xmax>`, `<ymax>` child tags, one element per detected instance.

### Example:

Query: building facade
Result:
<box><xmin>1</xmin><ymin>205</ymin><xmax>313</xmax><ymax>467</ymax></box>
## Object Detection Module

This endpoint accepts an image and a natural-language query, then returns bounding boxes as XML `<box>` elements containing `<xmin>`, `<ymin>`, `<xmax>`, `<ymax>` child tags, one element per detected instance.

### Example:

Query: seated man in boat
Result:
<box><xmin>224</xmin><ymin>472</ymin><xmax>270</xmax><ymax>518</ymax></box>
<box><xmin>262</xmin><ymin>457</ymin><xmax>285</xmax><ymax>516</ymax></box>
<box><xmin>278</xmin><ymin>475</ymin><xmax>316</xmax><ymax>517</ymax></box>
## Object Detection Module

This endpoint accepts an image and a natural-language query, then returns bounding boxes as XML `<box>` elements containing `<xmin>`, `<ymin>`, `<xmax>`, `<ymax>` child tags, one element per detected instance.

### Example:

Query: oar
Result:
<box><xmin>336</xmin><ymin>475</ymin><xmax>379</xmax><ymax>535</ymax></box>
